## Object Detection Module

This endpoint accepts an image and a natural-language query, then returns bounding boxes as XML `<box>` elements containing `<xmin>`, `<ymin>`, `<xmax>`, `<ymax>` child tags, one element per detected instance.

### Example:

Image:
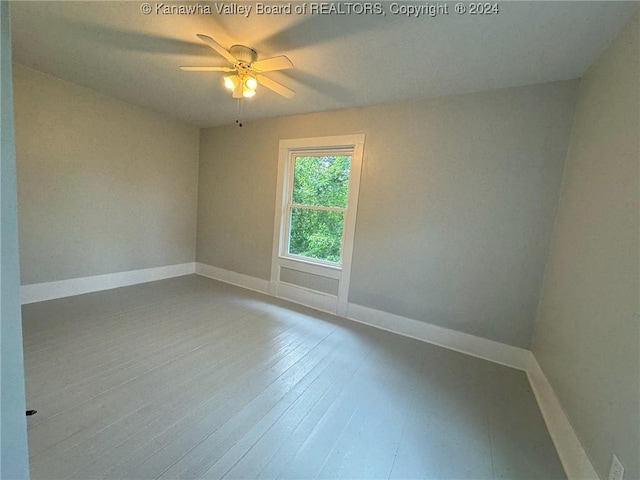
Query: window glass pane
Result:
<box><xmin>289</xmin><ymin>208</ymin><xmax>344</xmax><ymax>263</ymax></box>
<box><xmin>292</xmin><ymin>155</ymin><xmax>351</xmax><ymax>208</ymax></box>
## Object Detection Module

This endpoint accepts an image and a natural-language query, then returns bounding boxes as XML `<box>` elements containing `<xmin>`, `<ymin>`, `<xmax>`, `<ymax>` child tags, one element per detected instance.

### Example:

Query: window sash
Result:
<box><xmin>283</xmin><ymin>150</ymin><xmax>353</xmax><ymax>266</ymax></box>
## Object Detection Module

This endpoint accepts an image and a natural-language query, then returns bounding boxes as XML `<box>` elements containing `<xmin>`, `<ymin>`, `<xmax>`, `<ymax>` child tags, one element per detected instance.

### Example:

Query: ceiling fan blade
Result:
<box><xmin>252</xmin><ymin>55</ymin><xmax>293</xmax><ymax>72</ymax></box>
<box><xmin>256</xmin><ymin>74</ymin><xmax>295</xmax><ymax>99</ymax></box>
<box><xmin>180</xmin><ymin>66</ymin><xmax>235</xmax><ymax>72</ymax></box>
<box><xmin>196</xmin><ymin>34</ymin><xmax>237</xmax><ymax>64</ymax></box>
<box><xmin>232</xmin><ymin>82</ymin><xmax>243</xmax><ymax>99</ymax></box>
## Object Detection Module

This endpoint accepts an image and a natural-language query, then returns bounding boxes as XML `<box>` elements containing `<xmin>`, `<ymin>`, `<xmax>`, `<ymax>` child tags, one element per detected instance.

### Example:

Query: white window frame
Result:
<box><xmin>270</xmin><ymin>134</ymin><xmax>365</xmax><ymax>316</ymax></box>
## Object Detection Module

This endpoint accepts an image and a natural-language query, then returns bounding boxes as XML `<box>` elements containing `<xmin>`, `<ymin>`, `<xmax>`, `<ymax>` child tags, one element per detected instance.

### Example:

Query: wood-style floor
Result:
<box><xmin>22</xmin><ymin>275</ymin><xmax>566</xmax><ymax>480</ymax></box>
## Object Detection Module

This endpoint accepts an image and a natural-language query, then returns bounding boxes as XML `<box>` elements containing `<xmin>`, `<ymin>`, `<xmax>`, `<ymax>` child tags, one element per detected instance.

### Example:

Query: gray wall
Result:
<box><xmin>13</xmin><ymin>65</ymin><xmax>200</xmax><ymax>285</ymax></box>
<box><xmin>533</xmin><ymin>13</ymin><xmax>639</xmax><ymax>480</ymax></box>
<box><xmin>1</xmin><ymin>1</ymin><xmax>30</xmax><ymax>477</ymax></box>
<box><xmin>198</xmin><ymin>81</ymin><xmax>579</xmax><ymax>348</ymax></box>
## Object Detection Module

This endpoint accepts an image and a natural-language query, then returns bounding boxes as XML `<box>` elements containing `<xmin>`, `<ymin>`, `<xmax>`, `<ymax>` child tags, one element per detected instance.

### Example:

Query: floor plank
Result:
<box><xmin>22</xmin><ymin>275</ymin><xmax>566</xmax><ymax>480</ymax></box>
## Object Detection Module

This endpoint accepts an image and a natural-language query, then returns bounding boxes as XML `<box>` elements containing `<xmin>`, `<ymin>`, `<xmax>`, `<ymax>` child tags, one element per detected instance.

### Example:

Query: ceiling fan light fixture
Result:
<box><xmin>245</xmin><ymin>76</ymin><xmax>257</xmax><ymax>90</ymax></box>
<box><xmin>223</xmin><ymin>75</ymin><xmax>238</xmax><ymax>91</ymax></box>
<box><xmin>242</xmin><ymin>75</ymin><xmax>257</xmax><ymax>97</ymax></box>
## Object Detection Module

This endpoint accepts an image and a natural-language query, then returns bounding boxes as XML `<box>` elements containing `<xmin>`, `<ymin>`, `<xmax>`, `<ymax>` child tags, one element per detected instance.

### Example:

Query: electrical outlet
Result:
<box><xmin>609</xmin><ymin>454</ymin><xmax>624</xmax><ymax>480</ymax></box>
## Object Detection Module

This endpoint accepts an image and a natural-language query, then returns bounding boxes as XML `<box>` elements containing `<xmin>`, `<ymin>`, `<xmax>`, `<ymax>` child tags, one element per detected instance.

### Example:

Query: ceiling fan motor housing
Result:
<box><xmin>230</xmin><ymin>45</ymin><xmax>258</xmax><ymax>65</ymax></box>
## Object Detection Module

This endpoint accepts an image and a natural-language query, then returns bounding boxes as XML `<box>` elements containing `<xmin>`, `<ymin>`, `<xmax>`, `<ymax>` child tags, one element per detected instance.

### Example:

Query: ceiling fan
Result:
<box><xmin>181</xmin><ymin>34</ymin><xmax>295</xmax><ymax>100</ymax></box>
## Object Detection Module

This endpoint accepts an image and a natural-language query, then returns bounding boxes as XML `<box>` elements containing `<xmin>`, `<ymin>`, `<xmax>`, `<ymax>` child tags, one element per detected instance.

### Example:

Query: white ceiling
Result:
<box><xmin>10</xmin><ymin>1</ymin><xmax>636</xmax><ymax>127</ymax></box>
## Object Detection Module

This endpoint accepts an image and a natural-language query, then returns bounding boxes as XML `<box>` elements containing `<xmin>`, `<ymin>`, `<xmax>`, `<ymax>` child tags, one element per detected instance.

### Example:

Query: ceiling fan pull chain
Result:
<box><xmin>236</xmin><ymin>98</ymin><xmax>244</xmax><ymax>127</ymax></box>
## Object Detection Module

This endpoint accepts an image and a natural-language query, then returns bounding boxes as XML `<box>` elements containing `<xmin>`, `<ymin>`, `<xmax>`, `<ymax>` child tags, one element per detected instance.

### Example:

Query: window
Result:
<box><xmin>287</xmin><ymin>153</ymin><xmax>351</xmax><ymax>264</ymax></box>
<box><xmin>271</xmin><ymin>134</ymin><xmax>364</xmax><ymax>316</ymax></box>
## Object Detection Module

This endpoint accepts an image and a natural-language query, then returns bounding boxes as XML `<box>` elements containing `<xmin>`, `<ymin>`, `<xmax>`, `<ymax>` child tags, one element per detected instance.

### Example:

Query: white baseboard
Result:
<box><xmin>527</xmin><ymin>358</ymin><xmax>599</xmax><ymax>480</ymax></box>
<box><xmin>346</xmin><ymin>303</ymin><xmax>532</xmax><ymax>371</ymax></box>
<box><xmin>20</xmin><ymin>262</ymin><xmax>196</xmax><ymax>304</ymax></box>
<box><xmin>193</xmin><ymin>263</ymin><xmax>531</xmax><ymax>371</ymax></box>
<box><xmin>195</xmin><ymin>262</ymin><xmax>269</xmax><ymax>295</ymax></box>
